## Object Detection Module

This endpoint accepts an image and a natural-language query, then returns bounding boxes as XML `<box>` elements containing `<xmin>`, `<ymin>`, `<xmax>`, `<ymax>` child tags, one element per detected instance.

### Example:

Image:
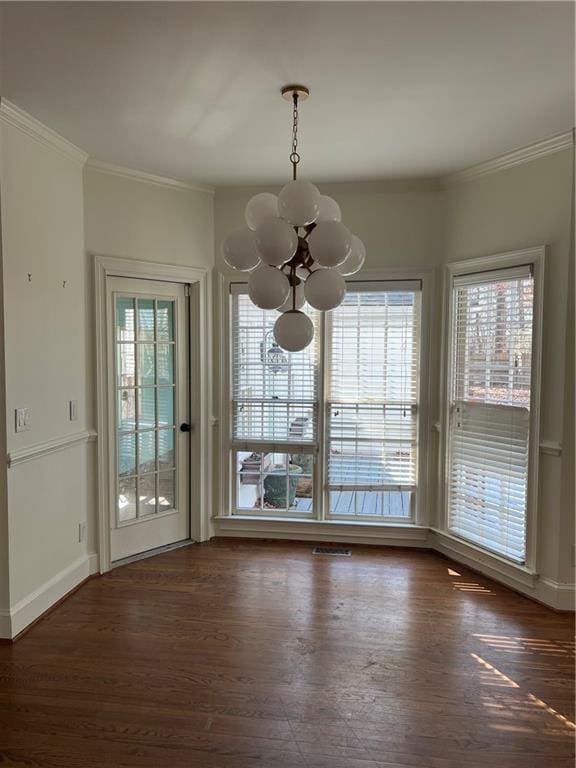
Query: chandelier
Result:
<box><xmin>222</xmin><ymin>85</ymin><xmax>366</xmax><ymax>352</ymax></box>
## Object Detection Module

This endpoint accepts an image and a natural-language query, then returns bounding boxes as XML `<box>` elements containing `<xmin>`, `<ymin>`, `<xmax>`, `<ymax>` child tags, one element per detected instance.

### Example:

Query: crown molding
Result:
<box><xmin>85</xmin><ymin>159</ymin><xmax>215</xmax><ymax>195</ymax></box>
<box><xmin>0</xmin><ymin>98</ymin><xmax>88</xmax><ymax>166</ymax></box>
<box><xmin>442</xmin><ymin>129</ymin><xmax>575</xmax><ymax>187</ymax></box>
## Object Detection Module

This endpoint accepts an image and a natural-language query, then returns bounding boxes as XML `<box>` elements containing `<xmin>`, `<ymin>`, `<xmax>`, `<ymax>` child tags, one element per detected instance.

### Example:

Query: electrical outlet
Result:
<box><xmin>78</xmin><ymin>521</ymin><xmax>86</xmax><ymax>543</ymax></box>
<box><xmin>69</xmin><ymin>399</ymin><xmax>78</xmax><ymax>422</ymax></box>
<box><xmin>15</xmin><ymin>407</ymin><xmax>30</xmax><ymax>433</ymax></box>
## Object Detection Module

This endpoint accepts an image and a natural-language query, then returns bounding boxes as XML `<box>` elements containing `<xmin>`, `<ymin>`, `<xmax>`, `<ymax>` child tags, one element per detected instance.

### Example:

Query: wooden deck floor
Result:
<box><xmin>0</xmin><ymin>540</ymin><xmax>574</xmax><ymax>767</ymax></box>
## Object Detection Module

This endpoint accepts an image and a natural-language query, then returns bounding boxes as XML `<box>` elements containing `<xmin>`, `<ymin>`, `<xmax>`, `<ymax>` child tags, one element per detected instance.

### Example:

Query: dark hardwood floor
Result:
<box><xmin>0</xmin><ymin>539</ymin><xmax>574</xmax><ymax>767</ymax></box>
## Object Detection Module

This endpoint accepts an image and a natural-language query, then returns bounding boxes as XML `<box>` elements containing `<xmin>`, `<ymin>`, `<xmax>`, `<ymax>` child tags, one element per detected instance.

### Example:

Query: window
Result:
<box><xmin>229</xmin><ymin>280</ymin><xmax>424</xmax><ymax>522</ymax></box>
<box><xmin>231</xmin><ymin>290</ymin><xmax>319</xmax><ymax>516</ymax></box>
<box><xmin>446</xmin><ymin>264</ymin><xmax>536</xmax><ymax>563</ymax></box>
<box><xmin>326</xmin><ymin>285</ymin><xmax>421</xmax><ymax>519</ymax></box>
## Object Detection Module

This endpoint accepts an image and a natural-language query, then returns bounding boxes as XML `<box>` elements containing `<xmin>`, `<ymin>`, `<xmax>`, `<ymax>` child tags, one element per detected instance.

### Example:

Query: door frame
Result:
<box><xmin>94</xmin><ymin>254</ymin><xmax>212</xmax><ymax>573</ymax></box>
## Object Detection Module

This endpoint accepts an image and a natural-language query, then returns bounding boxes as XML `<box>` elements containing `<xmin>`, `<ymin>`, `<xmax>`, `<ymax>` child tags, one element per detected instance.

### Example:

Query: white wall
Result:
<box><xmin>83</xmin><ymin>167</ymin><xmax>214</xmax><ymax>269</ymax></box>
<box><xmin>0</xmin><ymin>117</ymin><xmax>90</xmax><ymax>610</ymax></box>
<box><xmin>442</xmin><ymin>148</ymin><xmax>575</xmax><ymax>588</ymax></box>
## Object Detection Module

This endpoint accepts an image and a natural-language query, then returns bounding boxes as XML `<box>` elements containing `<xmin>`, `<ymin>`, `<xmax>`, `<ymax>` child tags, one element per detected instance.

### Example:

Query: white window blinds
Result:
<box><xmin>231</xmin><ymin>289</ymin><xmax>319</xmax><ymax>446</ymax></box>
<box><xmin>327</xmin><ymin>284</ymin><xmax>421</xmax><ymax>518</ymax></box>
<box><xmin>447</xmin><ymin>266</ymin><xmax>534</xmax><ymax>563</ymax></box>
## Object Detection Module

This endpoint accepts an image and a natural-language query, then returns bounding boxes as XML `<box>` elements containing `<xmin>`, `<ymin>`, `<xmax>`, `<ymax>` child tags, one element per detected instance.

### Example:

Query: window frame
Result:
<box><xmin>324</xmin><ymin>280</ymin><xmax>423</xmax><ymax>524</ymax></box>
<box><xmin>218</xmin><ymin>269</ymin><xmax>433</xmax><ymax>527</ymax></box>
<box><xmin>439</xmin><ymin>247</ymin><xmax>545</xmax><ymax>572</ymax></box>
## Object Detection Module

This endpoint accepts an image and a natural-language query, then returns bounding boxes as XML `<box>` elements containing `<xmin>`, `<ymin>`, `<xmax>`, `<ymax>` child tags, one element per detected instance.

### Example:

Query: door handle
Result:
<box><xmin>180</xmin><ymin>423</ymin><xmax>191</xmax><ymax>433</ymax></box>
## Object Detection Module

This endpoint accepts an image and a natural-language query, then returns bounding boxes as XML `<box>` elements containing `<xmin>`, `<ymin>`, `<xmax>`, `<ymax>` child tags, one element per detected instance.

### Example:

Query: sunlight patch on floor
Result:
<box><xmin>471</xmin><ymin>651</ymin><xmax>576</xmax><ymax>732</ymax></box>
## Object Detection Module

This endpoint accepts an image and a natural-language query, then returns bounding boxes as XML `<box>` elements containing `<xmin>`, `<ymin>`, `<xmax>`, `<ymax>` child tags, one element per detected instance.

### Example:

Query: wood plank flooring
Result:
<box><xmin>0</xmin><ymin>539</ymin><xmax>574</xmax><ymax>767</ymax></box>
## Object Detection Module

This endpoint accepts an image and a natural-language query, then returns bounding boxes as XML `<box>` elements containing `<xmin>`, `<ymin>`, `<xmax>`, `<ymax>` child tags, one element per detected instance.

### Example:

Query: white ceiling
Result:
<box><xmin>0</xmin><ymin>2</ymin><xmax>573</xmax><ymax>185</ymax></box>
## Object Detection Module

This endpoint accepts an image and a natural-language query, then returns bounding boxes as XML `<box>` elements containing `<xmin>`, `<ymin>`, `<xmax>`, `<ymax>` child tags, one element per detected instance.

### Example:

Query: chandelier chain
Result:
<box><xmin>290</xmin><ymin>92</ymin><xmax>300</xmax><ymax>180</ymax></box>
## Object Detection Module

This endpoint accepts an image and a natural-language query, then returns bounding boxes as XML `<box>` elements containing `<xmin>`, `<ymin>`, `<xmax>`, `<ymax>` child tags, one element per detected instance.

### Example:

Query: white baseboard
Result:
<box><xmin>431</xmin><ymin>529</ymin><xmax>575</xmax><ymax>610</ymax></box>
<box><xmin>538</xmin><ymin>577</ymin><xmax>576</xmax><ymax>611</ymax></box>
<box><xmin>213</xmin><ymin>516</ymin><xmax>430</xmax><ymax>547</ymax></box>
<box><xmin>1</xmin><ymin>551</ymin><xmax>99</xmax><ymax>639</ymax></box>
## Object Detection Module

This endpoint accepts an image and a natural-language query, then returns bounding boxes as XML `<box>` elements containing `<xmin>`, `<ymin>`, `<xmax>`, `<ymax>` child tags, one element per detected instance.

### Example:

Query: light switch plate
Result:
<box><xmin>15</xmin><ymin>407</ymin><xmax>30</xmax><ymax>433</ymax></box>
<box><xmin>69</xmin><ymin>399</ymin><xmax>78</xmax><ymax>422</ymax></box>
<box><xmin>78</xmin><ymin>521</ymin><xmax>86</xmax><ymax>543</ymax></box>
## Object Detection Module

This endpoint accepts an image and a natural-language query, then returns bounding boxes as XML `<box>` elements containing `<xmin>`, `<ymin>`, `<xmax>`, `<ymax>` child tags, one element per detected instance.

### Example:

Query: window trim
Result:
<box><xmin>218</xmin><ymin>268</ymin><xmax>434</xmax><ymax>528</ymax></box>
<box><xmin>439</xmin><ymin>247</ymin><xmax>545</xmax><ymax>573</ymax></box>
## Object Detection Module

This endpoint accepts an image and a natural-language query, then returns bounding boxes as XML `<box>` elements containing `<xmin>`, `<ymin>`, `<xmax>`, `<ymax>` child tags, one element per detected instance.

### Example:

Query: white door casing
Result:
<box><xmin>94</xmin><ymin>256</ymin><xmax>212</xmax><ymax>572</ymax></box>
<box><xmin>109</xmin><ymin>277</ymin><xmax>189</xmax><ymax>562</ymax></box>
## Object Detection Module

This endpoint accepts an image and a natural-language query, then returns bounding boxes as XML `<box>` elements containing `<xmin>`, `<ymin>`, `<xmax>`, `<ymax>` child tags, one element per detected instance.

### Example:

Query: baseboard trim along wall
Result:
<box><xmin>430</xmin><ymin>529</ymin><xmax>575</xmax><ymax>611</ymax></box>
<box><xmin>0</xmin><ymin>552</ymin><xmax>99</xmax><ymax>639</ymax></box>
<box><xmin>213</xmin><ymin>516</ymin><xmax>431</xmax><ymax>547</ymax></box>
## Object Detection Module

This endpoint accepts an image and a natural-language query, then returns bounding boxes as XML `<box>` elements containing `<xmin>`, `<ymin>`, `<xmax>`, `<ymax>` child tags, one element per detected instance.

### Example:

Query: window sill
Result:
<box><xmin>212</xmin><ymin>515</ymin><xmax>430</xmax><ymax>546</ymax></box>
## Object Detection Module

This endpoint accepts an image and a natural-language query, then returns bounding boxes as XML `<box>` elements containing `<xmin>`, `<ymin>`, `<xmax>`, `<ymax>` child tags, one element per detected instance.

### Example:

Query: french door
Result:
<box><xmin>108</xmin><ymin>277</ymin><xmax>190</xmax><ymax>562</ymax></box>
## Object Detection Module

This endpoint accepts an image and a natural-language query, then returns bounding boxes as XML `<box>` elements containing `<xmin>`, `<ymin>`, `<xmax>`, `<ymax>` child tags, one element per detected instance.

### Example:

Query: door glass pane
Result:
<box><xmin>139</xmin><ymin>474</ymin><xmax>157</xmax><ymax>517</ymax></box>
<box><xmin>116</xmin><ymin>298</ymin><xmax>135</xmax><ymax>342</ymax></box>
<box><xmin>115</xmin><ymin>291</ymin><xmax>182</xmax><ymax>526</ymax></box>
<box><xmin>158</xmin><ymin>388</ymin><xmax>174</xmax><ymax>427</ymax></box>
<box><xmin>158</xmin><ymin>429</ymin><xmax>175</xmax><ymax>469</ymax></box>
<box><xmin>118</xmin><ymin>477</ymin><xmax>137</xmax><ymax>521</ymax></box>
<box><xmin>138</xmin><ymin>431</ymin><xmax>156</xmax><ymax>474</ymax></box>
<box><xmin>118</xmin><ymin>433</ymin><xmax>136</xmax><ymax>477</ymax></box>
<box><xmin>158</xmin><ymin>471</ymin><xmax>175</xmax><ymax>511</ymax></box>
<box><xmin>157</xmin><ymin>301</ymin><xmax>174</xmax><ymax>341</ymax></box>
<box><xmin>118</xmin><ymin>388</ymin><xmax>136</xmax><ymax>431</ymax></box>
<box><xmin>157</xmin><ymin>344</ymin><xmax>174</xmax><ymax>385</ymax></box>
<box><xmin>138</xmin><ymin>344</ymin><xmax>155</xmax><ymax>386</ymax></box>
<box><xmin>138</xmin><ymin>388</ymin><xmax>156</xmax><ymax>429</ymax></box>
<box><xmin>137</xmin><ymin>299</ymin><xmax>155</xmax><ymax>341</ymax></box>
<box><xmin>117</xmin><ymin>344</ymin><xmax>136</xmax><ymax>387</ymax></box>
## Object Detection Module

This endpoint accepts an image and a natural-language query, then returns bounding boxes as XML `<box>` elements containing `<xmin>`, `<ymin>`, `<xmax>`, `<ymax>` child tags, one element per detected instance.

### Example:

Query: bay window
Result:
<box><xmin>228</xmin><ymin>279</ymin><xmax>424</xmax><ymax>523</ymax></box>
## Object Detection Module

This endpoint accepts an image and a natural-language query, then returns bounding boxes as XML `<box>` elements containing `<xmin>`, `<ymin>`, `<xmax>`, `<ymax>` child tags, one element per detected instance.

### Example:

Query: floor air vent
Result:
<box><xmin>313</xmin><ymin>546</ymin><xmax>352</xmax><ymax>556</ymax></box>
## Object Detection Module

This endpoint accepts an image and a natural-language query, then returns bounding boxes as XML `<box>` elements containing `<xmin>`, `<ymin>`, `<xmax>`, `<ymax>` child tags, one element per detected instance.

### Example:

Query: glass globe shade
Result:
<box><xmin>277</xmin><ymin>282</ymin><xmax>305</xmax><ymax>313</ymax></box>
<box><xmin>222</xmin><ymin>227</ymin><xmax>260</xmax><ymax>272</ymax></box>
<box><xmin>245</xmin><ymin>193</ymin><xmax>278</xmax><ymax>231</ymax></box>
<box><xmin>274</xmin><ymin>310</ymin><xmax>314</xmax><ymax>352</ymax></box>
<box><xmin>278</xmin><ymin>180</ymin><xmax>321</xmax><ymax>226</ymax></box>
<box><xmin>304</xmin><ymin>268</ymin><xmax>346</xmax><ymax>311</ymax></box>
<box><xmin>317</xmin><ymin>195</ymin><xmax>342</xmax><ymax>222</ymax></box>
<box><xmin>248</xmin><ymin>265</ymin><xmax>290</xmax><ymax>310</ymax></box>
<box><xmin>308</xmin><ymin>221</ymin><xmax>352</xmax><ymax>268</ymax></box>
<box><xmin>255</xmin><ymin>218</ymin><xmax>298</xmax><ymax>267</ymax></box>
<box><xmin>296</xmin><ymin>265</ymin><xmax>310</xmax><ymax>280</ymax></box>
<box><xmin>338</xmin><ymin>235</ymin><xmax>366</xmax><ymax>276</ymax></box>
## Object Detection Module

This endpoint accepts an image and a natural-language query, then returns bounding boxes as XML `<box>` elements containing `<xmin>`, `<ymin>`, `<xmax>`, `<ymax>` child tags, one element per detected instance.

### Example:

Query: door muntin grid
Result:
<box><xmin>115</xmin><ymin>295</ymin><xmax>178</xmax><ymax>525</ymax></box>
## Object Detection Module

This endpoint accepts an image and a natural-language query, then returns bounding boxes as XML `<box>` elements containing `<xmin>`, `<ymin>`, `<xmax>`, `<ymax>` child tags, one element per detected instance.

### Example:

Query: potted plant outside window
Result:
<box><xmin>264</xmin><ymin>463</ymin><xmax>302</xmax><ymax>508</ymax></box>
